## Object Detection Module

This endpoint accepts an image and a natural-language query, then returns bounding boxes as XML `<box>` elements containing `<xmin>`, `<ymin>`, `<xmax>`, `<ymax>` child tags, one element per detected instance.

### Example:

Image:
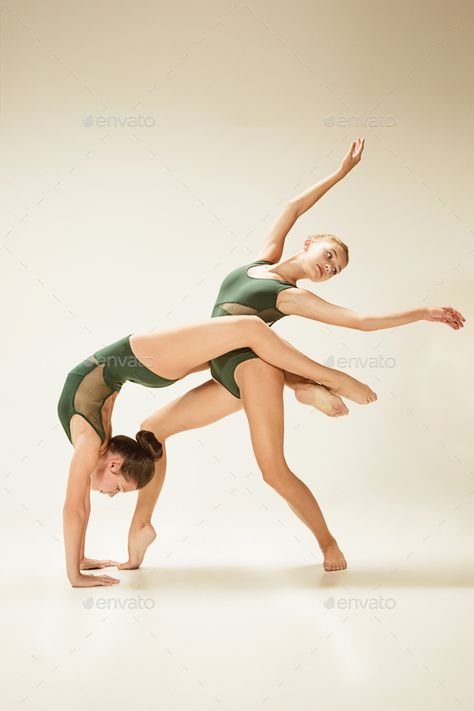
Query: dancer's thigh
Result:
<box><xmin>234</xmin><ymin>359</ymin><xmax>286</xmax><ymax>471</ymax></box>
<box><xmin>141</xmin><ymin>378</ymin><xmax>242</xmax><ymax>441</ymax></box>
<box><xmin>131</xmin><ymin>317</ymin><xmax>259</xmax><ymax>380</ymax></box>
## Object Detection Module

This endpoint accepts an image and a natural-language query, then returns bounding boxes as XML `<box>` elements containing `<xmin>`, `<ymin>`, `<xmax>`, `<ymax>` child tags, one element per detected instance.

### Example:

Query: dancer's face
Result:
<box><xmin>301</xmin><ymin>239</ymin><xmax>347</xmax><ymax>283</ymax></box>
<box><xmin>90</xmin><ymin>453</ymin><xmax>136</xmax><ymax>496</ymax></box>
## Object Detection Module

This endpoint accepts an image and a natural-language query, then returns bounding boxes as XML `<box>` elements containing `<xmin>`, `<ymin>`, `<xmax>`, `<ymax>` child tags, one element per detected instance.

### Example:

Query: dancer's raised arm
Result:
<box><xmin>279</xmin><ymin>288</ymin><xmax>465</xmax><ymax>331</ymax></box>
<box><xmin>256</xmin><ymin>138</ymin><xmax>364</xmax><ymax>263</ymax></box>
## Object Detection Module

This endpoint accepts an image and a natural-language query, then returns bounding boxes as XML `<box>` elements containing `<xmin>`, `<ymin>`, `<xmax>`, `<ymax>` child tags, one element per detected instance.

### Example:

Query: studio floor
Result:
<box><xmin>3</xmin><ymin>493</ymin><xmax>473</xmax><ymax>711</ymax></box>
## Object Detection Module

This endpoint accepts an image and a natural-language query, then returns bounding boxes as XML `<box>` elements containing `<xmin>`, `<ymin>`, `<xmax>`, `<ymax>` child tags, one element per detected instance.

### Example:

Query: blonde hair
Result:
<box><xmin>309</xmin><ymin>233</ymin><xmax>349</xmax><ymax>265</ymax></box>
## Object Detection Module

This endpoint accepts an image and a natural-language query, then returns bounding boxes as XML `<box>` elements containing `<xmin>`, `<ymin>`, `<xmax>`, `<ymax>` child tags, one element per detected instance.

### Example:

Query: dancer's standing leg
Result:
<box><xmin>235</xmin><ymin>358</ymin><xmax>346</xmax><ymax>571</ymax></box>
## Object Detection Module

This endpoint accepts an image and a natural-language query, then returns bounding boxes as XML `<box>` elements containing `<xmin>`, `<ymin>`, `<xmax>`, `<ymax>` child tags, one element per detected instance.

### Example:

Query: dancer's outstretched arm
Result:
<box><xmin>279</xmin><ymin>289</ymin><xmax>466</xmax><ymax>331</ymax></box>
<box><xmin>256</xmin><ymin>138</ymin><xmax>364</xmax><ymax>263</ymax></box>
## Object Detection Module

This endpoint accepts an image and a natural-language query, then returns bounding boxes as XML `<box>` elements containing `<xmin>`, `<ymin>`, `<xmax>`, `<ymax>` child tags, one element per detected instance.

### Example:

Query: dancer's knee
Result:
<box><xmin>258</xmin><ymin>458</ymin><xmax>291</xmax><ymax>492</ymax></box>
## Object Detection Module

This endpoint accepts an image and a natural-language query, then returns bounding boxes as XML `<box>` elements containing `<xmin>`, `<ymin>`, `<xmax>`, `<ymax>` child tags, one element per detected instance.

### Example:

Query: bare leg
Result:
<box><xmin>122</xmin><ymin>367</ymin><xmax>351</xmax><ymax>570</ymax></box>
<box><xmin>255</xmin><ymin>334</ymin><xmax>349</xmax><ymax>416</ymax></box>
<box><xmin>235</xmin><ymin>359</ymin><xmax>347</xmax><ymax>572</ymax></box>
<box><xmin>130</xmin><ymin>316</ymin><xmax>377</xmax><ymax>405</ymax></box>
<box><xmin>119</xmin><ymin>379</ymin><xmax>242</xmax><ymax>568</ymax></box>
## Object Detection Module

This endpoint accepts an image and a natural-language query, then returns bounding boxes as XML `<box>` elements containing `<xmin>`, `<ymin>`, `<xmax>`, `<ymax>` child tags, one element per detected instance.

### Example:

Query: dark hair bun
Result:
<box><xmin>135</xmin><ymin>430</ymin><xmax>163</xmax><ymax>461</ymax></box>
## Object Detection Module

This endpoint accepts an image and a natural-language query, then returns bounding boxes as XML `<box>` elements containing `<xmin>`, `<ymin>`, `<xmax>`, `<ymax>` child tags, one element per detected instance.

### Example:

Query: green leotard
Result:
<box><xmin>210</xmin><ymin>260</ymin><xmax>297</xmax><ymax>398</ymax></box>
<box><xmin>57</xmin><ymin>334</ymin><xmax>177</xmax><ymax>444</ymax></box>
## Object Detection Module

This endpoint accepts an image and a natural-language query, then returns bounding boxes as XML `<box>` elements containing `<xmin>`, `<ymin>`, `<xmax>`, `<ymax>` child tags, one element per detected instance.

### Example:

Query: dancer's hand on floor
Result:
<box><xmin>70</xmin><ymin>573</ymin><xmax>120</xmax><ymax>587</ymax></box>
<box><xmin>80</xmin><ymin>558</ymin><xmax>120</xmax><ymax>570</ymax></box>
<box><xmin>425</xmin><ymin>306</ymin><xmax>465</xmax><ymax>330</ymax></box>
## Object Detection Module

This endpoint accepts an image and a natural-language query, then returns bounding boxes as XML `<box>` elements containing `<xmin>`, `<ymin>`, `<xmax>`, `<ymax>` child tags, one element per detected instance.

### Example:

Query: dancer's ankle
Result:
<box><xmin>319</xmin><ymin>535</ymin><xmax>338</xmax><ymax>553</ymax></box>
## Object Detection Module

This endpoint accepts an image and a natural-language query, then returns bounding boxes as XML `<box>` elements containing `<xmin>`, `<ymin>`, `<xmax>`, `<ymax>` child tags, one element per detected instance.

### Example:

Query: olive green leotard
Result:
<box><xmin>210</xmin><ymin>260</ymin><xmax>297</xmax><ymax>398</ymax></box>
<box><xmin>57</xmin><ymin>334</ymin><xmax>177</xmax><ymax>444</ymax></box>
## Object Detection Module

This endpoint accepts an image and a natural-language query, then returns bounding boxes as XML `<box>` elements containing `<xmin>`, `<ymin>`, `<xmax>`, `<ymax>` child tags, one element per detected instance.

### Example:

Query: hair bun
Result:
<box><xmin>135</xmin><ymin>430</ymin><xmax>163</xmax><ymax>461</ymax></box>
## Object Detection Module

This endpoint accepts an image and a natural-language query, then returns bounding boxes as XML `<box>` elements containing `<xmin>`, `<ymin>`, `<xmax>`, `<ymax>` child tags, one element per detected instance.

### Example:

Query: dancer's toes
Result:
<box><xmin>322</xmin><ymin>543</ymin><xmax>347</xmax><ymax>572</ymax></box>
<box><xmin>295</xmin><ymin>383</ymin><xmax>349</xmax><ymax>418</ymax></box>
<box><xmin>331</xmin><ymin>402</ymin><xmax>349</xmax><ymax>417</ymax></box>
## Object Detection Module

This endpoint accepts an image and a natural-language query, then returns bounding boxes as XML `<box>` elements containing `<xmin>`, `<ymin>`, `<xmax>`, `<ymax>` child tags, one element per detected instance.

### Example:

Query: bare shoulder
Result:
<box><xmin>252</xmin><ymin>249</ymin><xmax>277</xmax><ymax>263</ymax></box>
<box><xmin>70</xmin><ymin>416</ymin><xmax>103</xmax><ymax>453</ymax></box>
<box><xmin>276</xmin><ymin>287</ymin><xmax>308</xmax><ymax>314</ymax></box>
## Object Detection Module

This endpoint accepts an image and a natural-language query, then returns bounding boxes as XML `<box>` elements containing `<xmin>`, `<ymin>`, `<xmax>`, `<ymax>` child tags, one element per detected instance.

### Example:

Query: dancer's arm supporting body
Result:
<box><xmin>61</xmin><ymin>315</ymin><xmax>375</xmax><ymax>586</ymax></box>
<box><xmin>63</xmin><ymin>435</ymin><xmax>103</xmax><ymax>585</ymax></box>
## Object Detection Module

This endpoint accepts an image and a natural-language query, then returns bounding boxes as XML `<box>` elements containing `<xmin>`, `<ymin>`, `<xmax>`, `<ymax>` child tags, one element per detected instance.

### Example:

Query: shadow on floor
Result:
<box><xmin>112</xmin><ymin>563</ymin><xmax>474</xmax><ymax>590</ymax></box>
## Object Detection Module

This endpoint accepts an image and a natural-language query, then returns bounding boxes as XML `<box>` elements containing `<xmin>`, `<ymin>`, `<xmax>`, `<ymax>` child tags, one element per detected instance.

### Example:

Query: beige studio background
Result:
<box><xmin>1</xmin><ymin>1</ymin><xmax>473</xmax><ymax>710</ymax></box>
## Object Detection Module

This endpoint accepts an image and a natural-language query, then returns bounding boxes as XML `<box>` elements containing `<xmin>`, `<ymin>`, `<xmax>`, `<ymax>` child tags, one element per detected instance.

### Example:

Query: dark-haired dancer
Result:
<box><xmin>59</xmin><ymin>316</ymin><xmax>376</xmax><ymax>587</ymax></box>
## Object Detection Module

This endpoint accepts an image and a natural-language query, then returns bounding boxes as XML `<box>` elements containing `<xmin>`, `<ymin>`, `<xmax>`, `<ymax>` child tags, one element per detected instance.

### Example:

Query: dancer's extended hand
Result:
<box><xmin>339</xmin><ymin>137</ymin><xmax>365</xmax><ymax>175</ymax></box>
<box><xmin>425</xmin><ymin>306</ymin><xmax>465</xmax><ymax>330</ymax></box>
<box><xmin>80</xmin><ymin>558</ymin><xmax>121</xmax><ymax>570</ymax></box>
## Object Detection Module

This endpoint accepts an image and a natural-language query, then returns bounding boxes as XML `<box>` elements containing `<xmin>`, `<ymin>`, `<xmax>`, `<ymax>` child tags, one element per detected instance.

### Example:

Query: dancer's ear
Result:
<box><xmin>303</xmin><ymin>238</ymin><xmax>312</xmax><ymax>251</ymax></box>
<box><xmin>109</xmin><ymin>457</ymin><xmax>123</xmax><ymax>473</ymax></box>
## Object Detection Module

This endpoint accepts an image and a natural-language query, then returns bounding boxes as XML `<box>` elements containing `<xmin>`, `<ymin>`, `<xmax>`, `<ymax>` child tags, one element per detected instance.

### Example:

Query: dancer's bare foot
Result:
<box><xmin>118</xmin><ymin>522</ymin><xmax>157</xmax><ymax>570</ymax></box>
<box><xmin>294</xmin><ymin>382</ymin><xmax>349</xmax><ymax>417</ymax></box>
<box><xmin>321</xmin><ymin>541</ymin><xmax>347</xmax><ymax>572</ymax></box>
<box><xmin>330</xmin><ymin>372</ymin><xmax>377</xmax><ymax>405</ymax></box>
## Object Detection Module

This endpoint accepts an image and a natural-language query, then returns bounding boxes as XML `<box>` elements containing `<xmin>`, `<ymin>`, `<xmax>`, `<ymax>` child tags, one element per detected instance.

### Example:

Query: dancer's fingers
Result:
<box><xmin>444</xmin><ymin>306</ymin><xmax>465</xmax><ymax>322</ymax></box>
<box><xmin>450</xmin><ymin>308</ymin><xmax>465</xmax><ymax>324</ymax></box>
<box><xmin>445</xmin><ymin>311</ymin><xmax>462</xmax><ymax>327</ymax></box>
<box><xmin>446</xmin><ymin>314</ymin><xmax>462</xmax><ymax>328</ymax></box>
<box><xmin>97</xmin><ymin>575</ymin><xmax>120</xmax><ymax>583</ymax></box>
